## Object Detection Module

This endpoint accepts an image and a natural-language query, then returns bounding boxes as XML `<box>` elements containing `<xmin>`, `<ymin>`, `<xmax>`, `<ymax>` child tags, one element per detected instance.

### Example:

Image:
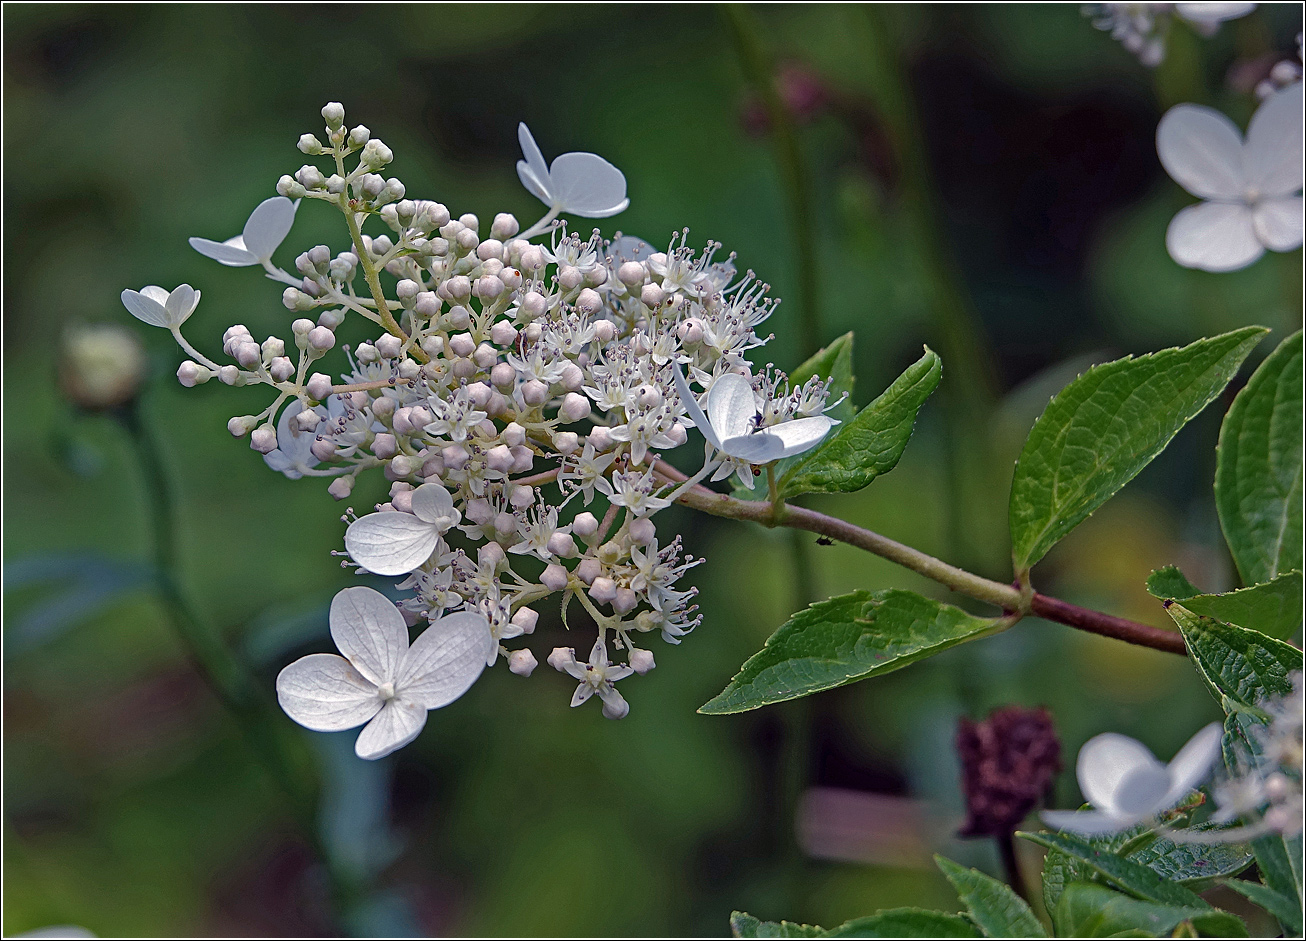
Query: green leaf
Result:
<box><xmin>1019</xmin><ymin>831</ymin><xmax>1211</xmax><ymax>908</ymax></box>
<box><xmin>935</xmin><ymin>855</ymin><xmax>1047</xmax><ymax>937</ymax></box>
<box><xmin>1054</xmin><ymin>882</ymin><xmax>1246</xmax><ymax>938</ymax></box>
<box><xmin>1145</xmin><ymin>565</ymin><xmax>1201</xmax><ymax>600</ymax></box>
<box><xmin>730</xmin><ymin>909</ymin><xmax>979</xmax><ymax>939</ymax></box>
<box><xmin>1126</xmin><ymin>830</ymin><xmax>1253</xmax><ymax>886</ymax></box>
<box><xmin>1215</xmin><ymin>330</ymin><xmax>1303</xmax><ymax>586</ymax></box>
<box><xmin>699</xmin><ymin>590</ymin><xmax>1005</xmax><ymax>715</ymax></box>
<box><xmin>1249</xmin><ymin>834</ymin><xmax>1304</xmax><ymax>932</ymax></box>
<box><xmin>1221</xmin><ymin>878</ymin><xmax>1302</xmax><ymax>935</ymax></box>
<box><xmin>1166</xmin><ymin>604</ymin><xmax>1303</xmax><ymax>710</ymax></box>
<box><xmin>1008</xmin><ymin>327</ymin><xmax>1267</xmax><ymax>572</ymax></box>
<box><xmin>778</xmin><ymin>347</ymin><xmax>941</xmax><ymax>499</ymax></box>
<box><xmin>1166</xmin><ymin>572</ymin><xmax>1302</xmax><ymax>641</ymax></box>
<box><xmin>1041</xmin><ymin>828</ymin><xmax>1137</xmax><ymax>916</ymax></box>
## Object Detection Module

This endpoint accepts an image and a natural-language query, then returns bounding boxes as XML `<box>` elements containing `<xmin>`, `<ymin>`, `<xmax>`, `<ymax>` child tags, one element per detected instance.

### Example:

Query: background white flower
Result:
<box><xmin>263</xmin><ymin>400</ymin><xmax>323</xmax><ymax>480</ymax></box>
<box><xmin>516</xmin><ymin>123</ymin><xmax>629</xmax><ymax>218</ymax></box>
<box><xmin>1041</xmin><ymin>723</ymin><xmax>1222</xmax><ymax>835</ymax></box>
<box><xmin>276</xmin><ymin>586</ymin><xmax>493</xmax><ymax>759</ymax></box>
<box><xmin>1157</xmin><ymin>82</ymin><xmax>1303</xmax><ymax>272</ymax></box>
<box><xmin>120</xmin><ymin>283</ymin><xmax>200</xmax><ymax>329</ymax></box>
<box><xmin>344</xmin><ymin>483</ymin><xmax>462</xmax><ymax>575</ymax></box>
<box><xmin>189</xmin><ymin>196</ymin><xmax>299</xmax><ymax>267</ymax></box>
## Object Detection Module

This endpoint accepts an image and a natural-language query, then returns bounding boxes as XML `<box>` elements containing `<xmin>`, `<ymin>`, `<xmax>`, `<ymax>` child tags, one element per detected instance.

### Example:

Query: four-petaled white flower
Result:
<box><xmin>276</xmin><ymin>586</ymin><xmax>493</xmax><ymax>759</ymax></box>
<box><xmin>189</xmin><ymin>196</ymin><xmax>299</xmax><ymax>267</ymax></box>
<box><xmin>1041</xmin><ymin>723</ymin><xmax>1223</xmax><ymax>835</ymax></box>
<box><xmin>1157</xmin><ymin>82</ymin><xmax>1303</xmax><ymax>272</ymax></box>
<box><xmin>120</xmin><ymin>284</ymin><xmax>200</xmax><ymax>329</ymax></box>
<box><xmin>345</xmin><ymin>482</ymin><xmax>463</xmax><ymax>575</ymax></box>
<box><xmin>516</xmin><ymin>123</ymin><xmax>629</xmax><ymax>218</ymax></box>
<box><xmin>548</xmin><ymin>638</ymin><xmax>633</xmax><ymax>719</ymax></box>
<box><xmin>673</xmin><ymin>365</ymin><xmax>838</xmax><ymax>483</ymax></box>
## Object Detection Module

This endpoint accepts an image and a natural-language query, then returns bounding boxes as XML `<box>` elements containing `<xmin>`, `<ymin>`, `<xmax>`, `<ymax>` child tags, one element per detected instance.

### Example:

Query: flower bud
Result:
<box><xmin>629</xmin><ymin>648</ymin><xmax>656</xmax><ymax>675</ymax></box>
<box><xmin>375</xmin><ymin>334</ymin><xmax>404</xmax><ymax>358</ymax></box>
<box><xmin>553</xmin><ymin>430</ymin><xmax>580</xmax><ymax>454</ymax></box>
<box><xmin>541</xmin><ymin>563</ymin><xmax>570</xmax><ymax>591</ymax></box>
<box><xmin>666</xmin><ymin>423</ymin><xmax>687</xmax><ymax>446</ymax></box>
<box><xmin>443</xmin><ymin>443</ymin><xmax>470</xmax><ymax>469</ymax></box>
<box><xmin>558</xmin><ymin>392</ymin><xmax>591</xmax><ymax>422</ymax></box>
<box><xmin>491</xmin><ymin>213</ymin><xmax>519</xmax><ymax>240</ymax></box>
<box><xmin>617</xmin><ymin>261</ymin><xmax>646</xmax><ymax>287</ymax></box>
<box><xmin>576</xmin><ymin>288</ymin><xmax>602</xmax><ymax>314</ymax></box>
<box><xmin>250</xmin><ymin>424</ymin><xmax>278</xmax><ymax>453</ymax></box>
<box><xmin>310</xmin><ymin>436</ymin><xmax>338</xmax><ymax>462</ymax></box>
<box><xmin>587</xmin><ymin>427</ymin><xmax>613</xmax><ymax>451</ymax></box>
<box><xmin>322</xmin><ymin>101</ymin><xmax>345</xmax><ymax>128</ymax></box>
<box><xmin>479</xmin><ymin>541</ymin><xmax>505</xmax><ymax>569</ymax></box>
<box><xmin>511</xmin><ymin>607</ymin><xmax>539</xmax><ymax>634</ymax></box>
<box><xmin>219</xmin><ymin>365</ymin><xmax>242</xmax><ymax>385</ymax></box>
<box><xmin>547</xmin><ymin>532</ymin><xmax>578</xmax><ymax>558</ymax></box>
<box><xmin>572</xmin><ymin>512</ymin><xmax>599</xmax><ymax>538</ymax></box>
<box><xmin>519</xmin><ymin>245</ymin><xmax>546</xmax><ymax>272</ymax></box>
<box><xmin>628</xmin><ymin>517</ymin><xmax>656</xmax><ymax>546</ymax></box>
<box><xmin>589</xmin><ymin>577</ymin><xmax>617</xmax><ymax>605</ymax></box>
<box><xmin>372</xmin><ymin>433</ymin><xmax>398</xmax><ymax>459</ymax></box>
<box><xmin>177</xmin><ymin>360</ymin><xmax>212</xmax><ymax>388</ymax></box>
<box><xmin>576</xmin><ymin>558</ymin><xmax>601</xmax><ymax>585</ymax></box>
<box><xmin>547</xmin><ymin>647</ymin><xmax>576</xmax><ymax>672</ymax></box>
<box><xmin>474</xmin><ymin>342</ymin><xmax>498</xmax><ymax>369</ymax></box>
<box><xmin>371</xmin><ymin>396</ymin><xmax>395</xmax><ymax>420</ymax></box>
<box><xmin>490</xmin><ymin>320</ymin><xmax>519</xmax><ymax>347</ymax></box>
<box><xmin>641</xmin><ymin>284</ymin><xmax>665</xmax><ymax>308</ymax></box>
<box><xmin>486</xmin><ymin>445</ymin><xmax>515</xmax><ymax>473</ymax></box>
<box><xmin>228</xmin><ymin>415</ymin><xmax>257</xmax><ymax>437</ymax></box>
<box><xmin>593</xmin><ymin>320</ymin><xmax>617</xmax><ymax>343</ymax></box>
<box><xmin>305</xmin><ymin>372</ymin><xmax>333</xmax><ymax>401</ymax></box>
<box><xmin>521</xmin><ymin>379</ymin><xmax>549</xmax><ymax>406</ymax></box>
<box><xmin>508</xmin><ymin>649</ymin><xmax>538</xmax><ymax>677</ymax></box>
<box><xmin>613</xmin><ymin>588</ymin><xmax>639</xmax><ymax>615</ymax></box>
<box><xmin>601</xmin><ymin>693</ymin><xmax>629</xmax><ymax>720</ymax></box>
<box><xmin>328</xmin><ymin>475</ymin><xmax>355</xmax><ymax>500</ymax></box>
<box><xmin>510</xmin><ymin>446</ymin><xmax>534</xmax><ymax>473</ymax></box>
<box><xmin>519</xmin><ymin>291</ymin><xmax>547</xmax><ymax>321</ymax></box>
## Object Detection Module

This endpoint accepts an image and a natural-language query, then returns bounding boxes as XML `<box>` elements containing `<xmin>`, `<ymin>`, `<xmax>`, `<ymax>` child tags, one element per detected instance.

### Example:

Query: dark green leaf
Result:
<box><xmin>730</xmin><ymin>909</ymin><xmax>979</xmax><ymax>939</ymax></box>
<box><xmin>778</xmin><ymin>347</ymin><xmax>940</xmax><ymax>499</ymax></box>
<box><xmin>1145</xmin><ymin>565</ymin><xmax>1201</xmax><ymax>600</ymax></box>
<box><xmin>731</xmin><ymin>912</ymin><xmax>826</xmax><ymax>938</ymax></box>
<box><xmin>1019</xmin><ymin>831</ymin><xmax>1211</xmax><ymax>907</ymax></box>
<box><xmin>935</xmin><ymin>855</ymin><xmax>1047</xmax><ymax>937</ymax></box>
<box><xmin>1054</xmin><ymin>882</ymin><xmax>1246</xmax><ymax>938</ymax></box>
<box><xmin>1167</xmin><ymin>605</ymin><xmax>1302</xmax><ymax>710</ymax></box>
<box><xmin>1041</xmin><ymin>827</ymin><xmax>1136</xmax><ymax>916</ymax></box>
<box><xmin>700</xmin><ymin>590</ymin><xmax>1005</xmax><ymax>715</ymax></box>
<box><xmin>1167</xmin><ymin>572</ymin><xmax>1303</xmax><ymax>642</ymax></box>
<box><xmin>1215</xmin><ymin>330</ymin><xmax>1303</xmax><ymax>586</ymax></box>
<box><xmin>1127</xmin><ymin>829</ymin><xmax>1253</xmax><ymax>886</ymax></box>
<box><xmin>1009</xmin><ymin>327</ymin><xmax>1267</xmax><ymax>572</ymax></box>
<box><xmin>1250</xmin><ymin>833</ymin><xmax>1304</xmax><ymax>932</ymax></box>
<box><xmin>1221</xmin><ymin>878</ymin><xmax>1302</xmax><ymax>935</ymax></box>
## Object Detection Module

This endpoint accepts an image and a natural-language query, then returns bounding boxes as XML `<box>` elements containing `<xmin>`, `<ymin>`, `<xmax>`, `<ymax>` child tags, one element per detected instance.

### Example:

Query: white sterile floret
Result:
<box><xmin>277</xmin><ymin>586</ymin><xmax>494</xmax><ymax>759</ymax></box>
<box><xmin>345</xmin><ymin>482</ymin><xmax>462</xmax><ymax>575</ymax></box>
<box><xmin>674</xmin><ymin>365</ymin><xmax>837</xmax><ymax>472</ymax></box>
<box><xmin>189</xmin><ymin>196</ymin><xmax>299</xmax><ymax>267</ymax></box>
<box><xmin>263</xmin><ymin>399</ymin><xmax>323</xmax><ymax>480</ymax></box>
<box><xmin>120</xmin><ymin>284</ymin><xmax>200</xmax><ymax>329</ymax></box>
<box><xmin>1041</xmin><ymin>723</ymin><xmax>1223</xmax><ymax>835</ymax></box>
<box><xmin>516</xmin><ymin>123</ymin><xmax>629</xmax><ymax>218</ymax></box>
<box><xmin>1157</xmin><ymin>83</ymin><xmax>1303</xmax><ymax>272</ymax></box>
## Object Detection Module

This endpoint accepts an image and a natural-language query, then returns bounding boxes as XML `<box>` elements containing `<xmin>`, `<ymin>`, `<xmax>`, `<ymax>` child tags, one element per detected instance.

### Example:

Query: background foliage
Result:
<box><xmin>4</xmin><ymin>4</ymin><xmax>1301</xmax><ymax>936</ymax></box>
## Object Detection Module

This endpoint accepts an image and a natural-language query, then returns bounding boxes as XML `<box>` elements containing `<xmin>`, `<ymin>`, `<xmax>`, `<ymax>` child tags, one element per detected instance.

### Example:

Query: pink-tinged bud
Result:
<box><xmin>641</xmin><ymin>284</ymin><xmax>665</xmax><ymax>307</ymax></box>
<box><xmin>666</xmin><ymin>423</ymin><xmax>687</xmax><ymax>446</ymax></box>
<box><xmin>613</xmin><ymin>588</ymin><xmax>638</xmax><ymax>614</ymax></box>
<box><xmin>446</xmin><ymin>305</ymin><xmax>472</xmax><ymax>330</ymax></box>
<box><xmin>558</xmin><ymin>362</ymin><xmax>584</xmax><ymax>391</ymax></box>
<box><xmin>558</xmin><ymin>265</ymin><xmax>583</xmax><ymax>290</ymax></box>
<box><xmin>372</xmin><ymin>396</ymin><xmax>395</xmax><ymax>420</ymax></box>
<box><xmin>235</xmin><ymin>341</ymin><xmax>262</xmax><ymax>368</ymax></box>
<box><xmin>177</xmin><ymin>361</ymin><xmax>211</xmax><ymax>387</ymax></box>
<box><xmin>589</xmin><ymin>577</ymin><xmax>617</xmax><ymax>605</ymax></box>
<box><xmin>465</xmin><ymin>382</ymin><xmax>492</xmax><ymax>407</ymax></box>
<box><xmin>676</xmin><ymin>318</ymin><xmax>705</xmax><ymax>344</ymax></box>
<box><xmin>572</xmin><ymin>512</ymin><xmax>599</xmax><ymax>538</ymax></box>
<box><xmin>228</xmin><ymin>415</ymin><xmax>255</xmax><ymax>437</ymax></box>
<box><xmin>601</xmin><ymin>693</ymin><xmax>629</xmax><ymax>720</ymax></box>
<box><xmin>490</xmin><ymin>363</ymin><xmax>515</xmax><ymax>388</ymax></box>
<box><xmin>584</xmin><ymin>264</ymin><xmax>607</xmax><ymax>287</ymax></box>
<box><xmin>475</xmin><ymin>275</ymin><xmax>504</xmax><ymax>299</ymax></box>
<box><xmin>500</xmin><ymin>267</ymin><xmax>523</xmax><ymax>291</ymax></box>
<box><xmin>306</xmin><ymin>372</ymin><xmax>333</xmax><ymax>401</ymax></box>
<box><xmin>390</xmin><ymin>454</ymin><xmax>417</xmax><ymax>478</ymax></box>
<box><xmin>519</xmin><ymin>246</ymin><xmax>546</xmax><ymax>272</ymax></box>
<box><xmin>618</xmin><ymin>261</ymin><xmax>646</xmax><ymax>287</ymax></box>
<box><xmin>421</xmin><ymin>455</ymin><xmax>445</xmax><ymax>479</ymax></box>
<box><xmin>490</xmin><ymin>320</ymin><xmax>518</xmax><ymax>346</ymax></box>
<box><xmin>559</xmin><ymin>392</ymin><xmax>591</xmax><ymax>423</ymax></box>
<box><xmin>511</xmin><ymin>607</ymin><xmax>539</xmax><ymax>634</ymax></box>
<box><xmin>375</xmin><ymin>334</ymin><xmax>403</xmax><ymax>358</ymax></box>
<box><xmin>635</xmin><ymin>384</ymin><xmax>663</xmax><ymax>408</ymax></box>
<box><xmin>465</xmin><ymin>499</ymin><xmax>494</xmax><ymax>525</ymax></box>
<box><xmin>446</xmin><ymin>276</ymin><xmax>472</xmax><ymax>301</ymax></box>
<box><xmin>521</xmin><ymin>379</ymin><xmax>549</xmax><ymax>406</ymax></box>
<box><xmin>452</xmin><ymin>358</ymin><xmax>476</xmax><ymax>380</ymax></box>
<box><xmin>269</xmin><ymin>356</ymin><xmax>295</xmax><ymax>382</ymax></box>
<box><xmin>510</xmin><ymin>446</ymin><xmax>534</xmax><ymax>473</ymax></box>
<box><xmin>494</xmin><ymin>512</ymin><xmax>517</xmax><ymax>536</ymax></box>
<box><xmin>547</xmin><ymin>647</ymin><xmax>575</xmax><ymax>671</ymax></box>
<box><xmin>391</xmin><ymin>488</ymin><xmax>414</xmax><ymax>513</ymax></box>
<box><xmin>250</xmin><ymin>424</ymin><xmax>278</xmax><ymax>453</ymax></box>
<box><xmin>308</xmin><ymin>326</ymin><xmax>336</xmax><ymax>351</ymax></box>
<box><xmin>587</xmin><ymin>427</ymin><xmax>613</xmax><ymax>451</ymax></box>
<box><xmin>553</xmin><ymin>431</ymin><xmax>580</xmax><ymax>454</ymax></box>
<box><xmin>629</xmin><ymin>648</ymin><xmax>656</xmax><ymax>674</ymax></box>
<box><xmin>295</xmin><ymin>407</ymin><xmax>321</xmax><ymax>432</ymax></box>
<box><xmin>576</xmin><ymin>288</ymin><xmax>602</xmax><ymax>314</ymax></box>
<box><xmin>372</xmin><ymin>433</ymin><xmax>397</xmax><ymax>459</ymax></box>
<box><xmin>477</xmin><ymin>419</ymin><xmax>498</xmax><ymax>438</ymax></box>
<box><xmin>479</xmin><ymin>541</ymin><xmax>505</xmax><ymax>568</ymax></box>
<box><xmin>491</xmin><ymin>213</ymin><xmax>519</xmax><ymax>240</ymax></box>
<box><xmin>540</xmin><ymin>563</ymin><xmax>570</xmax><ymax>591</ymax></box>
<box><xmin>448</xmin><ymin>332</ymin><xmax>476</xmax><ymax>357</ymax></box>
<box><xmin>576</xmin><ymin>558</ymin><xmax>601</xmax><ymax>585</ymax></box>
<box><xmin>519</xmin><ymin>291</ymin><xmax>547</xmax><ymax>321</ymax></box>
<box><xmin>547</xmin><ymin>531</ymin><xmax>577</xmax><ymax>558</ymax></box>
<box><xmin>502</xmin><ymin>422</ymin><xmax>527</xmax><ymax>447</ymax></box>
<box><xmin>508</xmin><ymin>649</ymin><xmax>537</xmax><ymax>677</ymax></box>
<box><xmin>487</xmin><ymin>391</ymin><xmax>510</xmax><ymax>418</ymax></box>
<box><xmin>593</xmin><ymin>320</ymin><xmax>617</xmax><ymax>343</ymax></box>
<box><xmin>392</xmin><ymin>406</ymin><xmax>414</xmax><ymax>435</ymax></box>
<box><xmin>395</xmin><ymin>279</ymin><xmax>420</xmax><ymax>301</ymax></box>
<box><xmin>310</xmin><ymin>437</ymin><xmax>338</xmax><ymax>462</ymax></box>
<box><xmin>443</xmin><ymin>443</ymin><xmax>470</xmax><ymax>468</ymax></box>
<box><xmin>474</xmin><ymin>343</ymin><xmax>498</xmax><ymax>369</ymax></box>
<box><xmin>628</xmin><ymin>517</ymin><xmax>656</xmax><ymax>545</ymax></box>
<box><xmin>509</xmin><ymin>485</ymin><xmax>535</xmax><ymax>508</ymax></box>
<box><xmin>328</xmin><ymin>476</ymin><xmax>354</xmax><ymax>500</ymax></box>
<box><xmin>415</xmin><ymin>292</ymin><xmax>441</xmax><ymax>318</ymax></box>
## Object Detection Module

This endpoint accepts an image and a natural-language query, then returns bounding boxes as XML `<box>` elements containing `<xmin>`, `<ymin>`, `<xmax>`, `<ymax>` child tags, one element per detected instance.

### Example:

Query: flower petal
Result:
<box><xmin>1039</xmin><ymin>809</ymin><xmax>1139</xmax><ymax>836</ymax></box>
<box><xmin>1245</xmin><ymin>82</ymin><xmax>1304</xmax><ymax>197</ymax></box>
<box><xmin>188</xmin><ymin>235</ymin><xmax>258</xmax><ymax>266</ymax></box>
<box><xmin>395</xmin><ymin>611</ymin><xmax>494</xmax><ymax>709</ymax></box>
<box><xmin>1157</xmin><ymin>104</ymin><xmax>1246</xmax><ymax>200</ymax></box>
<box><xmin>1077</xmin><ymin>732</ymin><xmax>1163</xmax><ymax>815</ymax></box>
<box><xmin>606</xmin><ymin>235</ymin><xmax>656</xmax><ymax>264</ymax></box>
<box><xmin>1161</xmin><ymin>722</ymin><xmax>1223</xmax><ymax>808</ymax></box>
<box><xmin>546</xmin><ymin>152</ymin><xmax>629</xmax><ymax>217</ymax></box>
<box><xmin>1253</xmin><ymin>196</ymin><xmax>1305</xmax><ymax>251</ymax></box>
<box><xmin>344</xmin><ymin>512</ymin><xmax>441</xmax><ymax>576</ymax></box>
<box><xmin>1112</xmin><ymin>762</ymin><xmax>1173</xmax><ymax>816</ymax></box>
<box><xmin>706</xmin><ymin>373</ymin><xmax>758</xmax><ymax>441</ymax></box>
<box><xmin>1166</xmin><ymin>201</ymin><xmax>1264</xmax><ymax>271</ymax></box>
<box><xmin>721</xmin><ymin>431</ymin><xmax>788</xmax><ymax>464</ymax></box>
<box><xmin>241</xmin><ymin>196</ymin><xmax>297</xmax><ymax>262</ymax></box>
<box><xmin>354</xmin><ymin>698</ymin><xmax>427</xmax><ymax>760</ymax></box>
<box><xmin>409</xmin><ymin>482</ymin><xmax>458</xmax><ymax>529</ymax></box>
<box><xmin>329</xmin><ymin>585</ymin><xmax>410</xmax><ymax>686</ymax></box>
<box><xmin>120</xmin><ymin>289</ymin><xmax>171</xmax><ymax>328</ymax></box>
<box><xmin>673</xmin><ymin>364</ymin><xmax>721</xmax><ymax>450</ymax></box>
<box><xmin>570</xmin><ymin>682</ymin><xmax>595</xmax><ymax>707</ymax></box>
<box><xmin>164</xmin><ymin>284</ymin><xmax>199</xmax><ymax>327</ymax></box>
<box><xmin>276</xmin><ymin>653</ymin><xmax>382</xmax><ymax>731</ymax></box>
<box><xmin>597</xmin><ymin>684</ymin><xmax>630</xmax><ymax>719</ymax></box>
<box><xmin>766</xmin><ymin>416</ymin><xmax>838</xmax><ymax>458</ymax></box>
<box><xmin>518</xmin><ymin>123</ymin><xmax>551</xmax><ymax>193</ymax></box>
<box><xmin>1175</xmin><ymin>3</ymin><xmax>1257</xmax><ymax>25</ymax></box>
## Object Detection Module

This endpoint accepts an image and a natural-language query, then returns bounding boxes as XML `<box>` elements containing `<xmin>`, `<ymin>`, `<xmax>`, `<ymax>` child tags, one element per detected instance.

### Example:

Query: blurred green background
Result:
<box><xmin>4</xmin><ymin>4</ymin><xmax>1302</xmax><ymax>936</ymax></box>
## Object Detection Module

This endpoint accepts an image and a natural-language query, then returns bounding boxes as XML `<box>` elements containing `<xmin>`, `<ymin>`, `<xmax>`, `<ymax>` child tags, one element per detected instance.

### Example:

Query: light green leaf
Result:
<box><xmin>935</xmin><ymin>855</ymin><xmax>1047</xmax><ymax>937</ymax></box>
<box><xmin>1215</xmin><ymin>330</ymin><xmax>1303</xmax><ymax>586</ymax></box>
<box><xmin>1019</xmin><ymin>831</ymin><xmax>1211</xmax><ymax>908</ymax></box>
<box><xmin>699</xmin><ymin>590</ymin><xmax>1006</xmax><ymax>715</ymax></box>
<box><xmin>1145</xmin><ymin>565</ymin><xmax>1201</xmax><ymax>600</ymax></box>
<box><xmin>1164</xmin><ymin>572</ymin><xmax>1302</xmax><ymax>641</ymax></box>
<box><xmin>1166</xmin><ymin>604</ymin><xmax>1302</xmax><ymax>710</ymax></box>
<box><xmin>1054</xmin><ymin>882</ymin><xmax>1246</xmax><ymax>938</ymax></box>
<box><xmin>1009</xmin><ymin>327</ymin><xmax>1267</xmax><ymax>572</ymax></box>
<box><xmin>778</xmin><ymin>347</ymin><xmax>940</xmax><ymax>499</ymax></box>
<box><xmin>730</xmin><ymin>909</ymin><xmax>979</xmax><ymax>939</ymax></box>
<box><xmin>1221</xmin><ymin>878</ymin><xmax>1302</xmax><ymax>935</ymax></box>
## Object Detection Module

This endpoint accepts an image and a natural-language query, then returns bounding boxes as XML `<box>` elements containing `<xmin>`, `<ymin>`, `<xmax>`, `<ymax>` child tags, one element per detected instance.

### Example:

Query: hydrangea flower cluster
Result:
<box><xmin>122</xmin><ymin>102</ymin><xmax>839</xmax><ymax>756</ymax></box>
<box><xmin>1083</xmin><ymin>3</ymin><xmax>1256</xmax><ymax>67</ymax></box>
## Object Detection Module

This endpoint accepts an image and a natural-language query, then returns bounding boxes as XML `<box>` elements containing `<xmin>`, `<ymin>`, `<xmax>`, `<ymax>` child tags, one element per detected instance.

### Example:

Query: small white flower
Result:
<box><xmin>189</xmin><ymin>196</ymin><xmax>299</xmax><ymax>267</ymax></box>
<box><xmin>673</xmin><ymin>366</ymin><xmax>838</xmax><ymax>470</ymax></box>
<box><xmin>1041</xmin><ymin>723</ymin><xmax>1223</xmax><ymax>835</ymax></box>
<box><xmin>1157</xmin><ymin>82</ymin><xmax>1303</xmax><ymax>272</ymax></box>
<box><xmin>516</xmin><ymin>123</ymin><xmax>629</xmax><ymax>218</ymax></box>
<box><xmin>276</xmin><ymin>586</ymin><xmax>493</xmax><ymax>759</ymax></box>
<box><xmin>120</xmin><ymin>283</ymin><xmax>200</xmax><ymax>329</ymax></box>
<box><xmin>548</xmin><ymin>638</ymin><xmax>633</xmax><ymax>719</ymax></box>
<box><xmin>345</xmin><ymin>483</ymin><xmax>463</xmax><ymax>575</ymax></box>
